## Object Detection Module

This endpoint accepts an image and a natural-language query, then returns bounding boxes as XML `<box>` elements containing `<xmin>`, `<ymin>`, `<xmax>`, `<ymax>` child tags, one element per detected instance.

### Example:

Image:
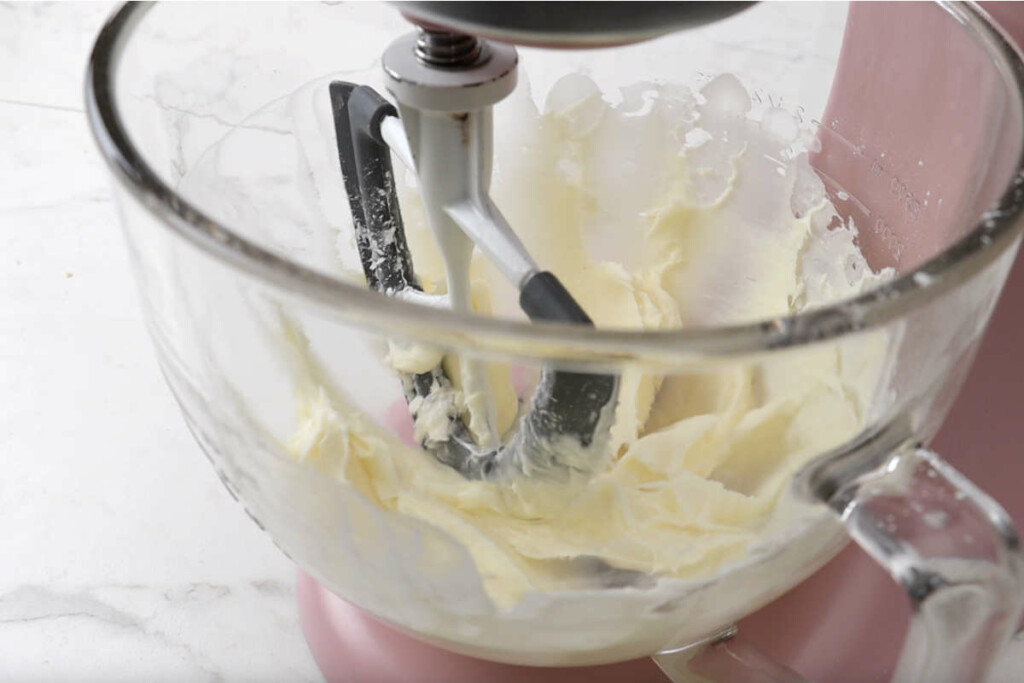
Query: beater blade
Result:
<box><xmin>330</xmin><ymin>81</ymin><xmax>619</xmax><ymax>480</ymax></box>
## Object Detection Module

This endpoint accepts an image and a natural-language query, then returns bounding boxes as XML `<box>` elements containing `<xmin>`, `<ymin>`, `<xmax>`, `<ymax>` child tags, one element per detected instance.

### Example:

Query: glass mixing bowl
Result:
<box><xmin>87</xmin><ymin>2</ymin><xmax>1024</xmax><ymax>680</ymax></box>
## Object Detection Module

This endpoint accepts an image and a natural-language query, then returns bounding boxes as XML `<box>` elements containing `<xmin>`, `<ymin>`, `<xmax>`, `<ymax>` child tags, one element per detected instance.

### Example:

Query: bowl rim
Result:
<box><xmin>84</xmin><ymin>1</ymin><xmax>1024</xmax><ymax>364</ymax></box>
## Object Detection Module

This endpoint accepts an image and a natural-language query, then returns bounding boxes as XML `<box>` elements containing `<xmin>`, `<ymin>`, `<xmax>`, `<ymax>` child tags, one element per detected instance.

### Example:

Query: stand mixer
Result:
<box><xmin>85</xmin><ymin>2</ymin><xmax>1024</xmax><ymax>681</ymax></box>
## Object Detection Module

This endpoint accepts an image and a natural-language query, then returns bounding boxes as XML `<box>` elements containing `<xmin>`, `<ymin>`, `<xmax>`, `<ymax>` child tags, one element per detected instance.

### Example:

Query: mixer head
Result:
<box><xmin>330</xmin><ymin>2</ymin><xmax>752</xmax><ymax>480</ymax></box>
<box><xmin>394</xmin><ymin>1</ymin><xmax>755</xmax><ymax>48</ymax></box>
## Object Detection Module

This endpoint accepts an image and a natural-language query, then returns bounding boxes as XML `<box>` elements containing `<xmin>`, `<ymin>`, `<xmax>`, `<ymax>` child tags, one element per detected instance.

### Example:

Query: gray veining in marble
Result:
<box><xmin>0</xmin><ymin>3</ymin><xmax>321</xmax><ymax>680</ymax></box>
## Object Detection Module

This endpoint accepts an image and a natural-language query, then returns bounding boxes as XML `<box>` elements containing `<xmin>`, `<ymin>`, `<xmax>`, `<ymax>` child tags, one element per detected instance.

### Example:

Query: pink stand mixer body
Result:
<box><xmin>296</xmin><ymin>4</ymin><xmax>1024</xmax><ymax>681</ymax></box>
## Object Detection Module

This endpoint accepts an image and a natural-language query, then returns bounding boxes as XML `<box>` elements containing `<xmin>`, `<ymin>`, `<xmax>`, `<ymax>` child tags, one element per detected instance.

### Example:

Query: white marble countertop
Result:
<box><xmin>0</xmin><ymin>4</ymin><xmax>321</xmax><ymax>679</ymax></box>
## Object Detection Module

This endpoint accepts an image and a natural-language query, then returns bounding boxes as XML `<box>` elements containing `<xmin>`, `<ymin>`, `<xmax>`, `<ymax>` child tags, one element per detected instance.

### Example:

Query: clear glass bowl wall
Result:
<box><xmin>101</xmin><ymin>1</ymin><xmax>1023</xmax><ymax>666</ymax></box>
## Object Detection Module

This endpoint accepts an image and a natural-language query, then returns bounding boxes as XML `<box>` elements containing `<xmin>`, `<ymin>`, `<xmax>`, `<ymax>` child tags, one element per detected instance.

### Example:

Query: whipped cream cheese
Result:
<box><xmin>286</xmin><ymin>73</ymin><xmax>894</xmax><ymax>608</ymax></box>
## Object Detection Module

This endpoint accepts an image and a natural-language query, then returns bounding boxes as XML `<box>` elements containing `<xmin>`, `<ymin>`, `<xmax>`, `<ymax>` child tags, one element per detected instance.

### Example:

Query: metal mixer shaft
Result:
<box><xmin>329</xmin><ymin>3</ymin><xmax>753</xmax><ymax>479</ymax></box>
<box><xmin>329</xmin><ymin>39</ymin><xmax>618</xmax><ymax>480</ymax></box>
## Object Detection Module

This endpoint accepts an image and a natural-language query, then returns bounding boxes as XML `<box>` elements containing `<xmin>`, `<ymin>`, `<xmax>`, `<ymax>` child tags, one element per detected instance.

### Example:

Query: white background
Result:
<box><xmin>0</xmin><ymin>4</ymin><xmax>320</xmax><ymax>680</ymax></box>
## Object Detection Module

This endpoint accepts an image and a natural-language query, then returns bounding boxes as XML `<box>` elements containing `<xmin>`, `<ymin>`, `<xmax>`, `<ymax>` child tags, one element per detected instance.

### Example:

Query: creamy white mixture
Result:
<box><xmin>287</xmin><ymin>73</ymin><xmax>894</xmax><ymax>609</ymax></box>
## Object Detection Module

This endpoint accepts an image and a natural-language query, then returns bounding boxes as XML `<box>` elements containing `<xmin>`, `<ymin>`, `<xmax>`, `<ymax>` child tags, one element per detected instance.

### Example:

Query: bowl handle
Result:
<box><xmin>653</xmin><ymin>432</ymin><xmax>1024</xmax><ymax>682</ymax></box>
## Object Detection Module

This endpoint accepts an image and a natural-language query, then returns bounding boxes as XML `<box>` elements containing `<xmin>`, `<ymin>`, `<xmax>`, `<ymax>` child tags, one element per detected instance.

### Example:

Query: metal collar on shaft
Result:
<box><xmin>383</xmin><ymin>31</ymin><xmax>517</xmax><ymax>112</ymax></box>
<box><xmin>414</xmin><ymin>29</ymin><xmax>487</xmax><ymax>68</ymax></box>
